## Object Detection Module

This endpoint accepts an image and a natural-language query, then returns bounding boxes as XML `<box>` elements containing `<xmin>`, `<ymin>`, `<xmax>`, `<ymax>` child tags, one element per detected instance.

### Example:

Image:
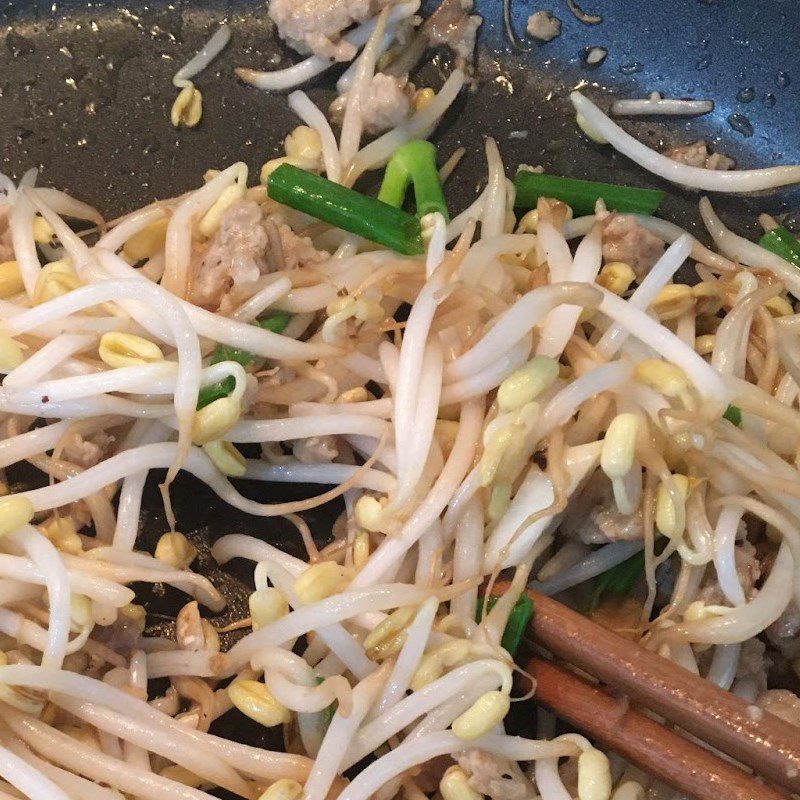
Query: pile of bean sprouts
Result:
<box><xmin>2</xmin><ymin>9</ymin><xmax>800</xmax><ymax>800</ymax></box>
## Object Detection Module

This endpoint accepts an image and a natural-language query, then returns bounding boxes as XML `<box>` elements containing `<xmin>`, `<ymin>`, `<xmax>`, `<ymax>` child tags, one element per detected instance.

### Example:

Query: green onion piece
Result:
<box><xmin>589</xmin><ymin>550</ymin><xmax>645</xmax><ymax>611</ymax></box>
<box><xmin>199</xmin><ymin>311</ymin><xmax>293</xmax><ymax>409</ymax></box>
<box><xmin>723</xmin><ymin>403</ymin><xmax>742</xmax><ymax>427</ymax></box>
<box><xmin>267</xmin><ymin>163</ymin><xmax>424</xmax><ymax>256</ymax></box>
<box><xmin>513</xmin><ymin>171</ymin><xmax>664</xmax><ymax>217</ymax></box>
<box><xmin>316</xmin><ymin>676</ymin><xmax>337</xmax><ymax>727</ymax></box>
<box><xmin>758</xmin><ymin>226</ymin><xmax>800</xmax><ymax>270</ymax></box>
<box><xmin>197</xmin><ymin>375</ymin><xmax>236</xmax><ymax>410</ymax></box>
<box><xmin>378</xmin><ymin>140</ymin><xmax>450</xmax><ymax>221</ymax></box>
<box><xmin>475</xmin><ymin>594</ymin><xmax>534</xmax><ymax>657</ymax></box>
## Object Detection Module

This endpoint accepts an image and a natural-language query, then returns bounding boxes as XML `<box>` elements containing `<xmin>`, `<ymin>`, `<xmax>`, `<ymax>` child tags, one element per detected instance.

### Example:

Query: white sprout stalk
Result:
<box><xmin>338</xmin><ymin>7</ymin><xmax>389</xmax><ymax>170</ymax></box>
<box><xmin>699</xmin><ymin>196</ymin><xmax>800</xmax><ymax>300</ymax></box>
<box><xmin>0</xmin><ymin>743</ymin><xmax>71</xmax><ymax>800</ymax></box>
<box><xmin>231</xmin><ymin>276</ymin><xmax>293</xmax><ymax>321</ymax></box>
<box><xmin>373</xmin><ymin>597</ymin><xmax>438</xmax><ymax>716</ymax></box>
<box><xmin>658</xmin><ymin>541</ymin><xmax>793</xmax><ymax>645</ymax></box>
<box><xmin>172</xmin><ymin>25</ymin><xmax>231</xmax><ymax>88</ymax></box>
<box><xmin>352</xmin><ymin>400</ymin><xmax>484</xmax><ymax>587</ymax></box>
<box><xmin>445</xmin><ymin>283</ymin><xmax>601</xmax><ymax>382</ymax></box>
<box><xmin>112</xmin><ymin>421</ymin><xmax>166</xmax><ymax>551</ymax></box>
<box><xmin>3</xmin><ymin>708</ymin><xmax>221</xmax><ymax>800</ymax></box>
<box><xmin>303</xmin><ymin>663</ymin><xmax>391</xmax><ymax>800</ymax></box>
<box><xmin>3</xmin><ymin>333</ymin><xmax>96</xmax><ymax>388</ymax></box>
<box><xmin>0</xmin><ymin>665</ymin><xmax>313</xmax><ymax>783</ymax></box>
<box><xmin>531</xmin><ymin>540</ymin><xmax>644</xmax><ymax>595</ymax></box>
<box><xmin>450</xmin><ymin>498</ymin><xmax>484</xmax><ymax>619</ymax></box>
<box><xmin>4</xmin><ymin>278</ymin><xmax>201</xmax><ymax>472</ymax></box>
<box><xmin>393</xmin><ymin>338</ymin><xmax>443</xmax><ymax>508</ymax></box>
<box><xmin>0</xmin><ymin>420</ymin><xmax>72</xmax><ymax>469</ymax></box>
<box><xmin>161</xmin><ymin>163</ymin><xmax>245</xmax><ymax>298</ymax></box>
<box><xmin>571</xmin><ymin>92</ymin><xmax>800</xmax><ymax>192</ymax></box>
<box><xmin>337</xmin><ymin>732</ymin><xmax>579</xmax><ymax>800</ymax></box>
<box><xmin>54</xmin><ymin>695</ymin><xmax>250</xmax><ymax>796</ymax></box>
<box><xmin>537</xmin><ymin>224</ymin><xmax>602</xmax><ymax>357</ymax></box>
<box><xmin>224</xmin><ymin>414</ymin><xmax>388</xmax><ymax>443</ymax></box>
<box><xmin>598</xmin><ymin>288</ymin><xmax>729</xmax><ymax>407</ymax></box>
<box><xmin>344</xmin><ymin>660</ymin><xmax>512</xmax><ymax>768</ymax></box>
<box><xmin>9</xmin><ymin>169</ymin><xmax>41</xmax><ymax>296</ymax></box>
<box><xmin>211</xmin><ymin>533</ymin><xmax>307</xmax><ymax>576</ymax></box>
<box><xmin>596</xmin><ymin>234</ymin><xmax>693</xmax><ymax>357</ymax></box>
<box><xmin>610</xmin><ymin>98</ymin><xmax>714</xmax><ymax>117</ymax></box>
<box><xmin>459</xmin><ymin>233</ymin><xmax>536</xmax><ymax>286</ymax></box>
<box><xmin>236</xmin><ymin>2</ymin><xmax>419</xmax><ymax>91</ymax></box>
<box><xmin>95</xmin><ymin>249</ymin><xmax>339</xmax><ymax>360</ymax></box>
<box><xmin>706</xmin><ymin>643</ymin><xmax>741</xmax><ymax>691</ymax></box>
<box><xmin>245</xmin><ymin>460</ymin><xmax>395</xmax><ymax>493</ymax></box>
<box><xmin>225</xmin><ymin>584</ymin><xmax>449</xmax><ymax>674</ymax></box>
<box><xmin>96</xmin><ymin>205</ymin><xmax>166</xmax><ymax>252</ymax></box>
<box><xmin>481</xmin><ymin>138</ymin><xmax>507</xmax><ymax>239</ymax></box>
<box><xmin>712</xmin><ymin>505</ymin><xmax>746</xmax><ymax>607</ymax></box>
<box><xmin>345</xmin><ymin>69</ymin><xmax>466</xmax><ymax>184</ymax></box>
<box><xmin>6</xmin><ymin>528</ymin><xmax>71</xmax><ymax>670</ymax></box>
<box><xmin>287</xmin><ymin>91</ymin><xmax>343</xmax><ymax>183</ymax></box>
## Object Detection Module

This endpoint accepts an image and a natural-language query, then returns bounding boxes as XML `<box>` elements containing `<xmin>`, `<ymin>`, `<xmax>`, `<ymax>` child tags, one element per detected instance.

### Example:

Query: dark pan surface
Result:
<box><xmin>2</xmin><ymin>0</ymin><xmax>800</xmax><ymax>789</ymax></box>
<box><xmin>1</xmin><ymin>0</ymin><xmax>800</xmax><ymax>675</ymax></box>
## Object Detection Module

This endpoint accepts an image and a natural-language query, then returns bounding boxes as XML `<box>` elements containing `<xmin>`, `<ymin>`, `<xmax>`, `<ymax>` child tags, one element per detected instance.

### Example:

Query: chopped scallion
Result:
<box><xmin>267</xmin><ymin>163</ymin><xmax>424</xmax><ymax>256</ymax></box>
<box><xmin>589</xmin><ymin>550</ymin><xmax>645</xmax><ymax>611</ymax></box>
<box><xmin>758</xmin><ymin>225</ymin><xmax>800</xmax><ymax>270</ymax></box>
<box><xmin>723</xmin><ymin>403</ymin><xmax>742</xmax><ymax>427</ymax></box>
<box><xmin>476</xmin><ymin>594</ymin><xmax>534</xmax><ymax>656</ymax></box>
<box><xmin>514</xmin><ymin>170</ymin><xmax>663</xmax><ymax>217</ymax></box>
<box><xmin>197</xmin><ymin>311</ymin><xmax>292</xmax><ymax>409</ymax></box>
<box><xmin>378</xmin><ymin>140</ymin><xmax>449</xmax><ymax>221</ymax></box>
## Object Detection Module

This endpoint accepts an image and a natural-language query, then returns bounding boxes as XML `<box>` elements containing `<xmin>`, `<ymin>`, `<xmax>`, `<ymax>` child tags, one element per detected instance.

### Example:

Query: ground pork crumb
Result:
<box><xmin>757</xmin><ymin>689</ymin><xmax>800</xmax><ymax>727</ymax></box>
<box><xmin>426</xmin><ymin>0</ymin><xmax>482</xmax><ymax>64</ymax></box>
<box><xmin>665</xmin><ymin>140</ymin><xmax>735</xmax><ymax>171</ymax></box>
<box><xmin>766</xmin><ymin>600</ymin><xmax>800</xmax><ymax>660</ymax></box>
<box><xmin>293</xmin><ymin>435</ymin><xmax>339</xmax><ymax>464</ymax></box>
<box><xmin>698</xmin><ymin>540</ymin><xmax>761</xmax><ymax>606</ymax></box>
<box><xmin>62</xmin><ymin>431</ymin><xmax>114</xmax><ymax>469</ymax></box>
<box><xmin>331</xmin><ymin>73</ymin><xmax>415</xmax><ymax>135</ymax></box>
<box><xmin>526</xmin><ymin>10</ymin><xmax>561</xmax><ymax>41</ymax></box>
<box><xmin>602</xmin><ymin>214</ymin><xmax>665</xmax><ymax>279</ymax></box>
<box><xmin>458</xmin><ymin>749</ymin><xmax>535</xmax><ymax>800</ymax></box>
<box><xmin>267</xmin><ymin>0</ymin><xmax>390</xmax><ymax>61</ymax></box>
<box><xmin>190</xmin><ymin>202</ymin><xmax>327</xmax><ymax>310</ymax></box>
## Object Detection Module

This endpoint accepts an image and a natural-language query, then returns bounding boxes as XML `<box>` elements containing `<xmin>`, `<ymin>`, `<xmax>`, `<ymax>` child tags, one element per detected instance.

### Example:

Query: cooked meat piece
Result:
<box><xmin>602</xmin><ymin>214</ymin><xmax>665</xmax><ymax>279</ymax></box>
<box><xmin>698</xmin><ymin>540</ymin><xmax>761</xmax><ymax>605</ymax></box>
<box><xmin>735</xmin><ymin>637</ymin><xmax>769</xmax><ymax>696</ymax></box>
<box><xmin>526</xmin><ymin>10</ymin><xmax>561</xmax><ymax>41</ymax></box>
<box><xmin>293</xmin><ymin>435</ymin><xmax>339</xmax><ymax>463</ymax></box>
<box><xmin>426</xmin><ymin>0</ymin><xmax>482</xmax><ymax>63</ymax></box>
<box><xmin>62</xmin><ymin>431</ymin><xmax>114</xmax><ymax>469</ymax></box>
<box><xmin>190</xmin><ymin>202</ymin><xmax>328</xmax><ymax>310</ymax></box>
<box><xmin>331</xmin><ymin>73</ymin><xmax>415</xmax><ymax>134</ymax></box>
<box><xmin>560</xmin><ymin>471</ymin><xmax>643</xmax><ymax>544</ymax></box>
<box><xmin>757</xmin><ymin>689</ymin><xmax>800</xmax><ymax>727</ymax></box>
<box><xmin>665</xmin><ymin>140</ymin><xmax>735</xmax><ymax>171</ymax></box>
<box><xmin>191</xmin><ymin>202</ymin><xmax>270</xmax><ymax>309</ymax></box>
<box><xmin>267</xmin><ymin>0</ymin><xmax>390</xmax><ymax>61</ymax></box>
<box><xmin>766</xmin><ymin>600</ymin><xmax>800</xmax><ymax>660</ymax></box>
<box><xmin>458</xmin><ymin>749</ymin><xmax>536</xmax><ymax>800</ymax></box>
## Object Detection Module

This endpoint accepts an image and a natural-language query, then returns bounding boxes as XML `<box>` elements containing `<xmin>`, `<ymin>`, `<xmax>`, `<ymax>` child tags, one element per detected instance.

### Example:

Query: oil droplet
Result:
<box><xmin>764</xmin><ymin>93</ymin><xmax>776</xmax><ymax>108</ymax></box>
<box><xmin>736</xmin><ymin>87</ymin><xmax>755</xmax><ymax>103</ymax></box>
<box><xmin>619</xmin><ymin>61</ymin><xmax>642</xmax><ymax>75</ymax></box>
<box><xmin>727</xmin><ymin>112</ymin><xmax>753</xmax><ymax>137</ymax></box>
<box><xmin>777</xmin><ymin>71</ymin><xmax>791</xmax><ymax>88</ymax></box>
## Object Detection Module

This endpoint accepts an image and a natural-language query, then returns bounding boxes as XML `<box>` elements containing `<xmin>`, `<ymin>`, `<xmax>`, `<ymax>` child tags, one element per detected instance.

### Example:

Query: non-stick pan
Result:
<box><xmin>1</xmin><ymin>0</ymin><xmax>799</xmax><ymax>784</ymax></box>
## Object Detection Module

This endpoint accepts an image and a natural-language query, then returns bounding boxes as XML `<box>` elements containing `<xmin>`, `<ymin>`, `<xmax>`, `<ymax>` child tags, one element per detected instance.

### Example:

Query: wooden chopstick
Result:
<box><xmin>525</xmin><ymin>656</ymin><xmax>790</xmax><ymax>800</ymax></box>
<box><xmin>491</xmin><ymin>582</ymin><xmax>800</xmax><ymax>795</ymax></box>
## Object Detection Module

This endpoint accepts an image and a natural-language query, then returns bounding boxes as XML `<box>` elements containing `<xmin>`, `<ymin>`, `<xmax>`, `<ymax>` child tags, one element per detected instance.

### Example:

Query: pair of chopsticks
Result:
<box><xmin>492</xmin><ymin>583</ymin><xmax>800</xmax><ymax>800</ymax></box>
